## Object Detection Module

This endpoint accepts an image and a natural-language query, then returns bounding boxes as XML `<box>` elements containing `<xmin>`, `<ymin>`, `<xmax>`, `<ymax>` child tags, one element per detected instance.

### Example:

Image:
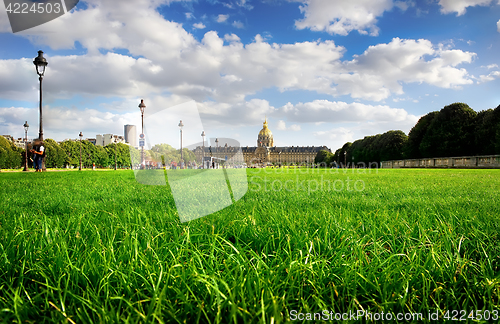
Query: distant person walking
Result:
<box><xmin>31</xmin><ymin>139</ymin><xmax>45</xmax><ymax>172</ymax></box>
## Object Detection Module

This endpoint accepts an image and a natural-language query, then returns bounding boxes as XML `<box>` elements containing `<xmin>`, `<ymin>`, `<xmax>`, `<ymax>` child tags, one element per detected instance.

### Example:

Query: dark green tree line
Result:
<box><xmin>334</xmin><ymin>102</ymin><xmax>500</xmax><ymax>163</ymax></box>
<box><xmin>0</xmin><ymin>136</ymin><xmax>23</xmax><ymax>169</ymax></box>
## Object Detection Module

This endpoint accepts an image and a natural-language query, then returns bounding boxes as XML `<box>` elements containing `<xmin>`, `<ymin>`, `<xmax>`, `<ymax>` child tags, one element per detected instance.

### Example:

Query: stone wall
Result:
<box><xmin>381</xmin><ymin>155</ymin><xmax>500</xmax><ymax>169</ymax></box>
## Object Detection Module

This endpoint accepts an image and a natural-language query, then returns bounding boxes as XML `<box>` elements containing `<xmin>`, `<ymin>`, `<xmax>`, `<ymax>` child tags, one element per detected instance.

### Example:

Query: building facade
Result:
<box><xmin>2</xmin><ymin>135</ymin><xmax>30</xmax><ymax>149</ymax></box>
<box><xmin>95</xmin><ymin>134</ymin><xmax>125</xmax><ymax>146</ymax></box>
<box><xmin>193</xmin><ymin>119</ymin><xmax>330</xmax><ymax>165</ymax></box>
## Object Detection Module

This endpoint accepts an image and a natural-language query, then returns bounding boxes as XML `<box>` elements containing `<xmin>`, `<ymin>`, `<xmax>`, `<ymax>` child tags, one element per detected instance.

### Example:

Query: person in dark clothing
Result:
<box><xmin>31</xmin><ymin>139</ymin><xmax>45</xmax><ymax>172</ymax></box>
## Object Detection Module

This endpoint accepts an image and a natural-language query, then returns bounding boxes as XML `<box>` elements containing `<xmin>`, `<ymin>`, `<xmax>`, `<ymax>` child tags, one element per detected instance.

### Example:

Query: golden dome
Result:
<box><xmin>259</xmin><ymin>119</ymin><xmax>273</xmax><ymax>137</ymax></box>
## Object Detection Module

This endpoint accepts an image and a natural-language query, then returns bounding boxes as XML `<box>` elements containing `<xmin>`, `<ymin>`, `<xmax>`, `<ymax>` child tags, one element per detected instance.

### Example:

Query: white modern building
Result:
<box><xmin>124</xmin><ymin>125</ymin><xmax>137</xmax><ymax>147</ymax></box>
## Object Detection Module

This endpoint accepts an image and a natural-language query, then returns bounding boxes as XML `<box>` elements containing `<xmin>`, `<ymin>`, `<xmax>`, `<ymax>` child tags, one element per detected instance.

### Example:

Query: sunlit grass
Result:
<box><xmin>0</xmin><ymin>169</ymin><xmax>499</xmax><ymax>323</ymax></box>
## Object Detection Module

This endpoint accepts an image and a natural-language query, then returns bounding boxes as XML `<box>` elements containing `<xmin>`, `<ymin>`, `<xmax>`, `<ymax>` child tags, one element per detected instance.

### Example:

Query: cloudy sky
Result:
<box><xmin>0</xmin><ymin>0</ymin><xmax>499</xmax><ymax>150</ymax></box>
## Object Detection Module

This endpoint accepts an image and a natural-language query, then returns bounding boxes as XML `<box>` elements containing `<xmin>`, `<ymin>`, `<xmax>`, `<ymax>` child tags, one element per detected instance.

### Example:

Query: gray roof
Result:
<box><xmin>193</xmin><ymin>145</ymin><xmax>330</xmax><ymax>153</ymax></box>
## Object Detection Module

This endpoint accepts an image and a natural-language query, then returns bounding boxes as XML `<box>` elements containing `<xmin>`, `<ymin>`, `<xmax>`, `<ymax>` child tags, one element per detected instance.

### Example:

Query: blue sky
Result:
<box><xmin>0</xmin><ymin>0</ymin><xmax>499</xmax><ymax>150</ymax></box>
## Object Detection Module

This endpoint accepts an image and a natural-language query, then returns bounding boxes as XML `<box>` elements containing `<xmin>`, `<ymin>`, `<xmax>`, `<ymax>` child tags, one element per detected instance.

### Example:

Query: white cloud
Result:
<box><xmin>394</xmin><ymin>0</ymin><xmax>415</xmax><ymax>11</ymax></box>
<box><xmin>314</xmin><ymin>127</ymin><xmax>354</xmax><ymax>143</ymax></box>
<box><xmin>232</xmin><ymin>20</ymin><xmax>244</xmax><ymax>29</ymax></box>
<box><xmin>2</xmin><ymin>2</ymin><xmax>478</xmax><ymax>108</ymax></box>
<box><xmin>478</xmin><ymin>71</ymin><xmax>500</xmax><ymax>83</ymax></box>
<box><xmin>0</xmin><ymin>105</ymin><xmax>138</xmax><ymax>141</ymax></box>
<box><xmin>497</xmin><ymin>19</ymin><xmax>500</xmax><ymax>32</ymax></box>
<box><xmin>198</xmin><ymin>99</ymin><xmax>276</xmax><ymax>126</ymax></box>
<box><xmin>338</xmin><ymin>38</ymin><xmax>475</xmax><ymax>100</ymax></box>
<box><xmin>0</xmin><ymin>93</ymin><xmax>201</xmax><ymax>142</ymax></box>
<box><xmin>294</xmin><ymin>0</ymin><xmax>394</xmax><ymax>36</ymax></box>
<box><xmin>1</xmin><ymin>35</ymin><xmax>476</xmax><ymax>105</ymax></box>
<box><xmin>1</xmin><ymin>97</ymin><xmax>418</xmax><ymax>149</ymax></box>
<box><xmin>224</xmin><ymin>33</ymin><xmax>241</xmax><ymax>42</ymax></box>
<box><xmin>276</xmin><ymin>120</ymin><xmax>286</xmax><ymax>130</ymax></box>
<box><xmin>438</xmin><ymin>0</ymin><xmax>494</xmax><ymax>16</ymax></box>
<box><xmin>280</xmin><ymin>100</ymin><xmax>419</xmax><ymax>126</ymax></box>
<box><xmin>276</xmin><ymin>120</ymin><xmax>301</xmax><ymax>131</ymax></box>
<box><xmin>18</xmin><ymin>2</ymin><xmax>198</xmax><ymax>59</ymax></box>
<box><xmin>193</xmin><ymin>22</ymin><xmax>206</xmax><ymax>29</ymax></box>
<box><xmin>185</xmin><ymin>12</ymin><xmax>194</xmax><ymax>19</ymax></box>
<box><xmin>236</xmin><ymin>0</ymin><xmax>253</xmax><ymax>10</ymax></box>
<box><xmin>217</xmin><ymin>14</ymin><xmax>229</xmax><ymax>23</ymax></box>
<box><xmin>0</xmin><ymin>58</ymin><xmax>40</xmax><ymax>101</ymax></box>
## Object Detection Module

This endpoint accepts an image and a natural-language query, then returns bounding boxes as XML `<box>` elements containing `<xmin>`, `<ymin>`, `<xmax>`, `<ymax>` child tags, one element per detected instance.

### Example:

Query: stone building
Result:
<box><xmin>193</xmin><ymin>119</ymin><xmax>330</xmax><ymax>165</ymax></box>
<box><xmin>2</xmin><ymin>135</ymin><xmax>30</xmax><ymax>149</ymax></box>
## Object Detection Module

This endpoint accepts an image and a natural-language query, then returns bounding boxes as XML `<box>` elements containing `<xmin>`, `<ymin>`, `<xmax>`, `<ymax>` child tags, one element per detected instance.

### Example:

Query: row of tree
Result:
<box><xmin>405</xmin><ymin>103</ymin><xmax>500</xmax><ymax>158</ymax></box>
<box><xmin>316</xmin><ymin>102</ymin><xmax>500</xmax><ymax>166</ymax></box>
<box><xmin>0</xmin><ymin>137</ymin><xmax>198</xmax><ymax>169</ymax></box>
<box><xmin>0</xmin><ymin>136</ymin><xmax>22</xmax><ymax>169</ymax></box>
<box><xmin>148</xmin><ymin>144</ymin><xmax>197</xmax><ymax>166</ymax></box>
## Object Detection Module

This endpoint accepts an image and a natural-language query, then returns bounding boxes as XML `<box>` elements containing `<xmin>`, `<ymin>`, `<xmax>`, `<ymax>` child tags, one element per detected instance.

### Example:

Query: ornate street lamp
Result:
<box><xmin>23</xmin><ymin>121</ymin><xmax>29</xmax><ymax>171</ymax></box>
<box><xmin>215</xmin><ymin>138</ymin><xmax>219</xmax><ymax>169</ymax></box>
<box><xmin>33</xmin><ymin>50</ymin><xmax>48</xmax><ymax>171</ymax></box>
<box><xmin>178</xmin><ymin>120</ymin><xmax>184</xmax><ymax>165</ymax></box>
<box><xmin>114</xmin><ymin>135</ymin><xmax>118</xmax><ymax>170</ymax></box>
<box><xmin>201</xmin><ymin>130</ymin><xmax>205</xmax><ymax>169</ymax></box>
<box><xmin>79</xmin><ymin>132</ymin><xmax>83</xmax><ymax>170</ymax></box>
<box><xmin>343</xmin><ymin>151</ymin><xmax>347</xmax><ymax>168</ymax></box>
<box><xmin>139</xmin><ymin>99</ymin><xmax>146</xmax><ymax>168</ymax></box>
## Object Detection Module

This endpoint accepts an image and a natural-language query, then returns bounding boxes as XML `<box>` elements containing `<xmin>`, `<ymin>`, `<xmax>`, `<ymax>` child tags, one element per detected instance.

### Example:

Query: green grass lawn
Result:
<box><xmin>0</xmin><ymin>168</ymin><xmax>499</xmax><ymax>323</ymax></box>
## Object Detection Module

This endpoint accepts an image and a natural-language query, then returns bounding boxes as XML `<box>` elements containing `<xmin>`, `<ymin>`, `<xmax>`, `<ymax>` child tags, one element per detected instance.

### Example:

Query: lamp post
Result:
<box><xmin>139</xmin><ymin>99</ymin><xmax>146</xmax><ymax>168</ymax></box>
<box><xmin>33</xmin><ymin>50</ymin><xmax>48</xmax><ymax>171</ymax></box>
<box><xmin>23</xmin><ymin>121</ymin><xmax>29</xmax><ymax>171</ymax></box>
<box><xmin>201</xmin><ymin>131</ymin><xmax>205</xmax><ymax>169</ymax></box>
<box><xmin>279</xmin><ymin>151</ymin><xmax>281</xmax><ymax>167</ymax></box>
<box><xmin>178</xmin><ymin>120</ymin><xmax>184</xmax><ymax>166</ymax></box>
<box><xmin>79</xmin><ymin>132</ymin><xmax>83</xmax><ymax>171</ymax></box>
<box><xmin>215</xmin><ymin>138</ymin><xmax>219</xmax><ymax>169</ymax></box>
<box><xmin>343</xmin><ymin>151</ymin><xmax>347</xmax><ymax>168</ymax></box>
<box><xmin>114</xmin><ymin>136</ymin><xmax>118</xmax><ymax>170</ymax></box>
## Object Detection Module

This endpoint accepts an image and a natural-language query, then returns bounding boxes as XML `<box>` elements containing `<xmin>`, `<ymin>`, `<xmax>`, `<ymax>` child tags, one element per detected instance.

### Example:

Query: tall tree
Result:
<box><xmin>44</xmin><ymin>139</ymin><xmax>68</xmax><ymax>168</ymax></box>
<box><xmin>404</xmin><ymin>111</ymin><xmax>438</xmax><ymax>159</ymax></box>
<box><xmin>379</xmin><ymin>130</ymin><xmax>408</xmax><ymax>162</ymax></box>
<box><xmin>0</xmin><ymin>136</ymin><xmax>22</xmax><ymax>169</ymax></box>
<box><xmin>314</xmin><ymin>149</ymin><xmax>334</xmax><ymax>166</ymax></box>
<box><xmin>474</xmin><ymin>104</ymin><xmax>500</xmax><ymax>155</ymax></box>
<box><xmin>60</xmin><ymin>140</ymin><xmax>79</xmax><ymax>167</ymax></box>
<box><xmin>420</xmin><ymin>103</ymin><xmax>477</xmax><ymax>158</ymax></box>
<box><xmin>347</xmin><ymin>130</ymin><xmax>407</xmax><ymax>165</ymax></box>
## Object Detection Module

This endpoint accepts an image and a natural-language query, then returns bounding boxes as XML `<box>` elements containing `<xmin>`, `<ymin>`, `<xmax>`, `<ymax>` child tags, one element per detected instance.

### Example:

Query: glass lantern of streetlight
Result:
<box><xmin>23</xmin><ymin>121</ymin><xmax>29</xmax><ymax>171</ymax></box>
<box><xmin>33</xmin><ymin>50</ymin><xmax>48</xmax><ymax>77</ymax></box>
